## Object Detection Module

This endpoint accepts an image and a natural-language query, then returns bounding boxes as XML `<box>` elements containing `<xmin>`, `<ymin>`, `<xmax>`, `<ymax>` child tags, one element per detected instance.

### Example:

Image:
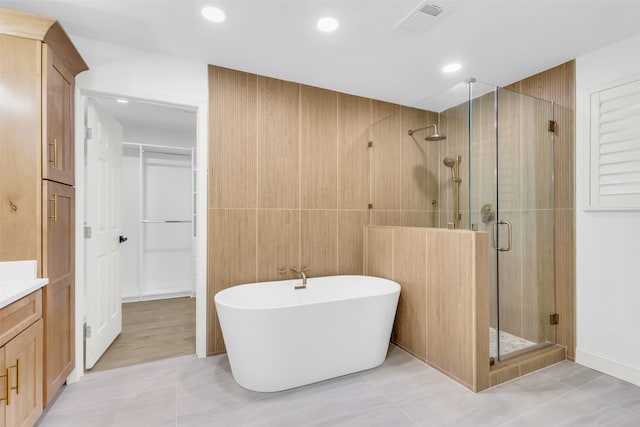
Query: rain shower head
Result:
<box><xmin>407</xmin><ymin>124</ymin><xmax>446</xmax><ymax>141</ymax></box>
<box><xmin>425</xmin><ymin>133</ymin><xmax>446</xmax><ymax>141</ymax></box>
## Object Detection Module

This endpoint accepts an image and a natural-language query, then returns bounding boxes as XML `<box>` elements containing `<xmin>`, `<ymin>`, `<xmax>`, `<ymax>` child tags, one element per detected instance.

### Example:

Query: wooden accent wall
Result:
<box><xmin>369</xmin><ymin>106</ymin><xmax>440</xmax><ymax>227</ymax></box>
<box><xmin>506</xmin><ymin>60</ymin><xmax>576</xmax><ymax>360</ymax></box>
<box><xmin>364</xmin><ymin>225</ymin><xmax>490</xmax><ymax>392</ymax></box>
<box><xmin>207</xmin><ymin>65</ymin><xmax>429</xmax><ymax>355</ymax></box>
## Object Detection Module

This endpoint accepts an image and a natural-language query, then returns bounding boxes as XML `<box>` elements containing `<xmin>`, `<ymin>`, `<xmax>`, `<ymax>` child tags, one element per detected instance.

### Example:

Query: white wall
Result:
<box><xmin>71</xmin><ymin>36</ymin><xmax>208</xmax><ymax>382</ymax></box>
<box><xmin>575</xmin><ymin>33</ymin><xmax>640</xmax><ymax>386</ymax></box>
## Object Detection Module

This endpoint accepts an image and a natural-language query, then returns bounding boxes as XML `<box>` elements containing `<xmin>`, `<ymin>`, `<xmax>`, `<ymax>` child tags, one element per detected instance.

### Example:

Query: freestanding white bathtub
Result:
<box><xmin>214</xmin><ymin>275</ymin><xmax>400</xmax><ymax>392</ymax></box>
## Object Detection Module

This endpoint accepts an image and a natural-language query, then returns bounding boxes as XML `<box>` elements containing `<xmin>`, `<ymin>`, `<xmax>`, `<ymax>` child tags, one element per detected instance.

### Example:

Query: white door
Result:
<box><xmin>85</xmin><ymin>98</ymin><xmax>123</xmax><ymax>369</ymax></box>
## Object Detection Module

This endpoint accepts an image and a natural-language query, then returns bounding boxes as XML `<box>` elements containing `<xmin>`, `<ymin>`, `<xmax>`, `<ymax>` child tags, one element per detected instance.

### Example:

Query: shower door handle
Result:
<box><xmin>492</xmin><ymin>220</ymin><xmax>512</xmax><ymax>252</ymax></box>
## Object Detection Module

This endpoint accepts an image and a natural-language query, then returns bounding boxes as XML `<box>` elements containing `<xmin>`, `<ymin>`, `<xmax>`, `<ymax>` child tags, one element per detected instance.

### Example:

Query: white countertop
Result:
<box><xmin>0</xmin><ymin>260</ymin><xmax>48</xmax><ymax>309</ymax></box>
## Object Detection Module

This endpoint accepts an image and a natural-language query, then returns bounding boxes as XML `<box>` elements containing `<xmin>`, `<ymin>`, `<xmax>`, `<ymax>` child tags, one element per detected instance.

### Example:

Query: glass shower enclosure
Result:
<box><xmin>369</xmin><ymin>79</ymin><xmax>556</xmax><ymax>363</ymax></box>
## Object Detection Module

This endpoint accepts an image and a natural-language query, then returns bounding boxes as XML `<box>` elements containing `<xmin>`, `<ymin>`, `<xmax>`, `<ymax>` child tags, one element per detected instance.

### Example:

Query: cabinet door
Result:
<box><xmin>4</xmin><ymin>319</ymin><xmax>43</xmax><ymax>427</ymax></box>
<box><xmin>42</xmin><ymin>181</ymin><xmax>74</xmax><ymax>406</ymax></box>
<box><xmin>43</xmin><ymin>45</ymin><xmax>75</xmax><ymax>186</ymax></box>
<box><xmin>0</xmin><ymin>347</ymin><xmax>5</xmax><ymax>427</ymax></box>
<box><xmin>0</xmin><ymin>34</ymin><xmax>41</xmax><ymax>263</ymax></box>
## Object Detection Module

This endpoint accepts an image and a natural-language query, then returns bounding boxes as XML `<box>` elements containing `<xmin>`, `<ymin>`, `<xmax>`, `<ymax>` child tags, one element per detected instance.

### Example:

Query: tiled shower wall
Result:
<box><xmin>207</xmin><ymin>65</ymin><xmax>431</xmax><ymax>354</ymax></box>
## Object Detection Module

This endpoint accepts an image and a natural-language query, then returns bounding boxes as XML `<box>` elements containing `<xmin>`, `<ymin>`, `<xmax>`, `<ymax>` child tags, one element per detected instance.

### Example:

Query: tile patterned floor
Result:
<box><xmin>37</xmin><ymin>346</ymin><xmax>640</xmax><ymax>427</ymax></box>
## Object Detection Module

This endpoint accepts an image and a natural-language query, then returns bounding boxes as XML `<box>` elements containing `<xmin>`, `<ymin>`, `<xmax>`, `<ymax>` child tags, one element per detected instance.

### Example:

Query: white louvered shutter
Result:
<box><xmin>589</xmin><ymin>77</ymin><xmax>640</xmax><ymax>209</ymax></box>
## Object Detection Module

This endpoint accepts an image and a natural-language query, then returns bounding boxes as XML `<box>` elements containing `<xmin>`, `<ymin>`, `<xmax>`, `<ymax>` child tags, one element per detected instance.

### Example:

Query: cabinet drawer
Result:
<box><xmin>0</xmin><ymin>290</ymin><xmax>42</xmax><ymax>348</ymax></box>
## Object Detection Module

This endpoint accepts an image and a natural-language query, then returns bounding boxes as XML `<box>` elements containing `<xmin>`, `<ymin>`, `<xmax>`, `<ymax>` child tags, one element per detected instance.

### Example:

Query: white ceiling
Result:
<box><xmin>91</xmin><ymin>95</ymin><xmax>197</xmax><ymax>146</ymax></box>
<box><xmin>4</xmin><ymin>0</ymin><xmax>640</xmax><ymax>109</ymax></box>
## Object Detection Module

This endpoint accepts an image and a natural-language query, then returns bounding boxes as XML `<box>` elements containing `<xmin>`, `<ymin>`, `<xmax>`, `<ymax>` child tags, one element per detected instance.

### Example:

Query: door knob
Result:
<box><xmin>119</xmin><ymin>235</ymin><xmax>128</xmax><ymax>243</ymax></box>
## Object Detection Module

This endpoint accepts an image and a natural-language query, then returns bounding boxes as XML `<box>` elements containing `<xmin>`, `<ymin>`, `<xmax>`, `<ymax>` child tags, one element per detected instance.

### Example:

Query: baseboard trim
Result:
<box><xmin>576</xmin><ymin>348</ymin><xmax>640</xmax><ymax>387</ymax></box>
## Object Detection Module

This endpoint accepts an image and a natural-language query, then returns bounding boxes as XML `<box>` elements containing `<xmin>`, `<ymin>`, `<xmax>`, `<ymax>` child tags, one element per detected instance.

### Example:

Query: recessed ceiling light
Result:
<box><xmin>442</xmin><ymin>63</ymin><xmax>462</xmax><ymax>73</ymax></box>
<box><xmin>116</xmin><ymin>99</ymin><xmax>129</xmax><ymax>104</ymax></box>
<box><xmin>202</xmin><ymin>6</ymin><xmax>226</xmax><ymax>23</ymax></box>
<box><xmin>317</xmin><ymin>17</ymin><xmax>339</xmax><ymax>32</ymax></box>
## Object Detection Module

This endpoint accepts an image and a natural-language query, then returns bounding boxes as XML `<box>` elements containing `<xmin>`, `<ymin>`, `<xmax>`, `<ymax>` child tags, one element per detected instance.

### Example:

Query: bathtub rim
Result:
<box><xmin>214</xmin><ymin>274</ymin><xmax>400</xmax><ymax>310</ymax></box>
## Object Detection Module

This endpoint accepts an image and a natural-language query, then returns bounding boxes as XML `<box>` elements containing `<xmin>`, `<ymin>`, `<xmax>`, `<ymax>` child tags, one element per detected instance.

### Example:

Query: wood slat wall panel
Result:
<box><xmin>207</xmin><ymin>65</ymin><xmax>434</xmax><ymax>354</ymax></box>
<box><xmin>301</xmin><ymin>85</ymin><xmax>337</xmax><ymax>210</ymax></box>
<box><xmin>337</xmin><ymin>94</ymin><xmax>370</xmax><ymax>210</ymax></box>
<box><xmin>300</xmin><ymin>210</ymin><xmax>338</xmax><ymax>277</ymax></box>
<box><xmin>208</xmin><ymin>67</ymin><xmax>257</xmax><ymax>209</ymax></box>
<box><xmin>337</xmin><ymin>210</ymin><xmax>369</xmax><ymax>275</ymax></box>
<box><xmin>257</xmin><ymin>76</ymin><xmax>300</xmax><ymax>209</ymax></box>
<box><xmin>390</xmin><ymin>227</ymin><xmax>426</xmax><ymax>360</ymax></box>
<box><xmin>364</xmin><ymin>226</ymin><xmax>490</xmax><ymax>391</ymax></box>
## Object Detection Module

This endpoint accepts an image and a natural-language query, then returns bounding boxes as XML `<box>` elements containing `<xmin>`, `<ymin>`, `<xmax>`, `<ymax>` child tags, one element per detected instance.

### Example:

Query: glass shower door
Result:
<box><xmin>494</xmin><ymin>88</ymin><xmax>555</xmax><ymax>360</ymax></box>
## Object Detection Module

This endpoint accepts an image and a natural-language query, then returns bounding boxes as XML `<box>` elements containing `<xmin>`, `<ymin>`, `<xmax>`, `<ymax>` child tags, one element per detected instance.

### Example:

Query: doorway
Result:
<box><xmin>83</xmin><ymin>94</ymin><xmax>198</xmax><ymax>372</ymax></box>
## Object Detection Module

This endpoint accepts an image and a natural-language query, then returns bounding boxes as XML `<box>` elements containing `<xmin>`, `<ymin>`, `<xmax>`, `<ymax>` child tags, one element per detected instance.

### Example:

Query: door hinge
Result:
<box><xmin>368</xmin><ymin>203</ymin><xmax>373</xmax><ymax>209</ymax></box>
<box><xmin>84</xmin><ymin>324</ymin><xmax>92</xmax><ymax>338</ymax></box>
<box><xmin>550</xmin><ymin>313</ymin><xmax>559</xmax><ymax>325</ymax></box>
<box><xmin>84</xmin><ymin>226</ymin><xmax>92</xmax><ymax>239</ymax></box>
<box><xmin>489</xmin><ymin>356</ymin><xmax>495</xmax><ymax>366</ymax></box>
<box><xmin>368</xmin><ymin>141</ymin><xmax>373</xmax><ymax>148</ymax></box>
<box><xmin>85</xmin><ymin>127</ymin><xmax>93</xmax><ymax>139</ymax></box>
<box><xmin>548</xmin><ymin>120</ymin><xmax>556</xmax><ymax>133</ymax></box>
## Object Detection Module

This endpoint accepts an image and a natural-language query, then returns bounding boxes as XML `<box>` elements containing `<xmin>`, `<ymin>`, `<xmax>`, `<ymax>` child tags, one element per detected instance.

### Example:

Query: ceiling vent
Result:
<box><xmin>394</xmin><ymin>2</ymin><xmax>447</xmax><ymax>35</ymax></box>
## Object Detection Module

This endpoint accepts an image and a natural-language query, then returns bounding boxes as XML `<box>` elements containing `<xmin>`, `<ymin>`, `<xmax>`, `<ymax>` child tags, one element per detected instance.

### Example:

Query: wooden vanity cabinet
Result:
<box><xmin>44</xmin><ymin>46</ymin><xmax>75</xmax><ymax>186</ymax></box>
<box><xmin>0</xmin><ymin>7</ymin><xmax>88</xmax><ymax>412</ymax></box>
<box><xmin>42</xmin><ymin>181</ymin><xmax>75</xmax><ymax>405</ymax></box>
<box><xmin>0</xmin><ymin>291</ymin><xmax>44</xmax><ymax>427</ymax></box>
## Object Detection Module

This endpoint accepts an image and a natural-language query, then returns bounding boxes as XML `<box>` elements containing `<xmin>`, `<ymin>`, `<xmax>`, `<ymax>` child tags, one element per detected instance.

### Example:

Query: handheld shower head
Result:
<box><xmin>443</xmin><ymin>157</ymin><xmax>456</xmax><ymax>168</ymax></box>
<box><xmin>443</xmin><ymin>156</ymin><xmax>461</xmax><ymax>182</ymax></box>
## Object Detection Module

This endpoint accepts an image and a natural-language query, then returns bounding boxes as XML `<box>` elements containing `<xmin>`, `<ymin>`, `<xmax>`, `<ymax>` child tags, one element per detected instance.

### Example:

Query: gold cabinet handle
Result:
<box><xmin>49</xmin><ymin>138</ymin><xmax>58</xmax><ymax>166</ymax></box>
<box><xmin>49</xmin><ymin>194</ymin><xmax>58</xmax><ymax>222</ymax></box>
<box><xmin>0</xmin><ymin>367</ymin><xmax>9</xmax><ymax>406</ymax></box>
<box><xmin>12</xmin><ymin>359</ymin><xmax>19</xmax><ymax>396</ymax></box>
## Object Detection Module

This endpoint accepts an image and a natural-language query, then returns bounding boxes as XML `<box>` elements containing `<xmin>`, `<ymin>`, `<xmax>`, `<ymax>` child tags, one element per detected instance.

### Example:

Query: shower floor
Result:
<box><xmin>489</xmin><ymin>327</ymin><xmax>536</xmax><ymax>358</ymax></box>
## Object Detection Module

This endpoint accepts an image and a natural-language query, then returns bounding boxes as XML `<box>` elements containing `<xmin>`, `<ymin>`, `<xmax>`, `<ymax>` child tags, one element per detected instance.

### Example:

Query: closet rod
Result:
<box><xmin>123</xmin><ymin>141</ymin><xmax>194</xmax><ymax>152</ymax></box>
<box><xmin>142</xmin><ymin>220</ymin><xmax>192</xmax><ymax>223</ymax></box>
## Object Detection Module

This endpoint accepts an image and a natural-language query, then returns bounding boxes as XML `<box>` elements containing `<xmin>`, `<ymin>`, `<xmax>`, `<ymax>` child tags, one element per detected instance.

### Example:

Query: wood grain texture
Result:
<box><xmin>364</xmin><ymin>226</ymin><xmax>491</xmax><ymax>391</ymax></box>
<box><xmin>337</xmin><ymin>94</ymin><xmax>370</xmax><ymax>210</ymax></box>
<box><xmin>337</xmin><ymin>210</ymin><xmax>368</xmax><ymax>275</ymax></box>
<box><xmin>4</xmin><ymin>318</ymin><xmax>43</xmax><ymax>427</ymax></box>
<box><xmin>370</xmin><ymin>101</ymin><xmax>402</xmax><ymax>211</ymax></box>
<box><xmin>42</xmin><ymin>180</ymin><xmax>75</xmax><ymax>405</ymax></box>
<box><xmin>208</xmin><ymin>66</ymin><xmax>257</xmax><ymax>209</ymax></box>
<box><xmin>207</xmin><ymin>208</ymin><xmax>256</xmax><ymax>355</ymax></box>
<box><xmin>391</xmin><ymin>227</ymin><xmax>426</xmax><ymax>360</ymax></box>
<box><xmin>207</xmin><ymin>67</ymin><xmax>431</xmax><ymax>354</ymax></box>
<box><xmin>0</xmin><ymin>290</ymin><xmax>42</xmax><ymax>348</ymax></box>
<box><xmin>425</xmin><ymin>231</ymin><xmax>474</xmax><ymax>387</ymax></box>
<box><xmin>0</xmin><ymin>8</ymin><xmax>87</xmax><ymax>75</ymax></box>
<box><xmin>489</xmin><ymin>345</ymin><xmax>566</xmax><ymax>387</ymax></box>
<box><xmin>301</xmin><ymin>85</ymin><xmax>337</xmax><ymax>209</ymax></box>
<box><xmin>257</xmin><ymin>210</ymin><xmax>299</xmax><ymax>282</ymax></box>
<box><xmin>400</xmin><ymin>107</ymin><xmax>432</xmax><ymax>212</ymax></box>
<box><xmin>43</xmin><ymin>45</ymin><xmax>75</xmax><ymax>186</ymax></box>
<box><xmin>0</xmin><ymin>34</ymin><xmax>41</xmax><ymax>263</ymax></box>
<box><xmin>473</xmin><ymin>232</ymin><xmax>490</xmax><ymax>391</ymax></box>
<box><xmin>90</xmin><ymin>298</ymin><xmax>195</xmax><ymax>372</ymax></box>
<box><xmin>257</xmin><ymin>76</ymin><xmax>300</xmax><ymax>209</ymax></box>
<box><xmin>363</xmin><ymin>226</ymin><xmax>393</xmax><ymax>280</ymax></box>
<box><xmin>300</xmin><ymin>210</ymin><xmax>337</xmax><ymax>277</ymax></box>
